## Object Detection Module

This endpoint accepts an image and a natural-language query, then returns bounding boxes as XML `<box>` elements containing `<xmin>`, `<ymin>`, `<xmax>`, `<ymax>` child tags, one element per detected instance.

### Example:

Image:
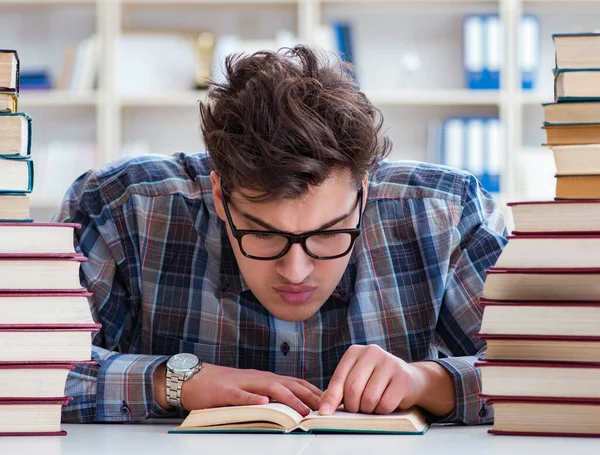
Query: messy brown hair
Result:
<box><xmin>200</xmin><ymin>45</ymin><xmax>391</xmax><ymax>201</ymax></box>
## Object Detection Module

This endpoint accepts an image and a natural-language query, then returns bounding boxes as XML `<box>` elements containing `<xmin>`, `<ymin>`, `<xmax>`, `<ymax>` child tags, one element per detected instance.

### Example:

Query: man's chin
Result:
<box><xmin>263</xmin><ymin>300</ymin><xmax>323</xmax><ymax>322</ymax></box>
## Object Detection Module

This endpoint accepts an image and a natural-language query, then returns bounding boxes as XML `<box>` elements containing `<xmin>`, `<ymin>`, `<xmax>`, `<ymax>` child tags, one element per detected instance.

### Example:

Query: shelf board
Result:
<box><xmin>18</xmin><ymin>91</ymin><xmax>99</xmax><ymax>107</ymax></box>
<box><xmin>122</xmin><ymin>0</ymin><xmax>297</xmax><ymax>5</ymax></box>
<box><xmin>524</xmin><ymin>0</ymin><xmax>600</xmax><ymax>3</ymax></box>
<box><xmin>119</xmin><ymin>89</ymin><xmax>503</xmax><ymax>107</ymax></box>
<box><xmin>321</xmin><ymin>0</ymin><xmax>499</xmax><ymax>3</ymax></box>
<box><xmin>365</xmin><ymin>89</ymin><xmax>503</xmax><ymax>106</ymax></box>
<box><xmin>0</xmin><ymin>0</ymin><xmax>95</xmax><ymax>4</ymax></box>
<box><xmin>119</xmin><ymin>91</ymin><xmax>209</xmax><ymax>107</ymax></box>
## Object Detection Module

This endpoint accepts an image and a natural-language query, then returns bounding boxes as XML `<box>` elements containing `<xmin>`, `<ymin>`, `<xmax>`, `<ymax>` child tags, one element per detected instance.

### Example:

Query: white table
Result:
<box><xmin>2</xmin><ymin>422</ymin><xmax>599</xmax><ymax>454</ymax></box>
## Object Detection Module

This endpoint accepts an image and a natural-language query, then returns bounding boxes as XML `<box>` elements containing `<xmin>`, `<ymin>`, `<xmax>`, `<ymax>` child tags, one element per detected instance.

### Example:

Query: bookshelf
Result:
<box><xmin>1</xmin><ymin>0</ymin><xmax>592</xmax><ymax>226</ymax></box>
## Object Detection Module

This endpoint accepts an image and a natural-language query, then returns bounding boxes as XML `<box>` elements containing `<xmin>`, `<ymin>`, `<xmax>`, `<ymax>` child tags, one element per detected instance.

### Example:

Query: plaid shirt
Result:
<box><xmin>53</xmin><ymin>152</ymin><xmax>507</xmax><ymax>425</ymax></box>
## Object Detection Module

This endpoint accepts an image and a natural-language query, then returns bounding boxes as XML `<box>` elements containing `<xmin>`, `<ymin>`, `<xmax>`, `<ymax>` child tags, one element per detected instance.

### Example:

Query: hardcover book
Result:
<box><xmin>554</xmin><ymin>68</ymin><xmax>600</xmax><ymax>101</ymax></box>
<box><xmin>495</xmin><ymin>234</ymin><xmax>600</xmax><ymax>268</ymax></box>
<box><xmin>484</xmin><ymin>396</ymin><xmax>600</xmax><ymax>437</ymax></box>
<box><xmin>0</xmin><ymin>194</ymin><xmax>31</xmax><ymax>222</ymax></box>
<box><xmin>0</xmin><ymin>363</ymin><xmax>73</xmax><ymax>399</ymax></box>
<box><xmin>482</xmin><ymin>267</ymin><xmax>600</xmax><ymax>301</ymax></box>
<box><xmin>0</xmin><ymin>397</ymin><xmax>70</xmax><ymax>436</ymax></box>
<box><xmin>0</xmin><ymin>254</ymin><xmax>86</xmax><ymax>291</ymax></box>
<box><xmin>509</xmin><ymin>200</ymin><xmax>600</xmax><ymax>233</ymax></box>
<box><xmin>0</xmin><ymin>324</ymin><xmax>101</xmax><ymax>362</ymax></box>
<box><xmin>0</xmin><ymin>93</ymin><xmax>17</xmax><ymax>113</ymax></box>
<box><xmin>479</xmin><ymin>298</ymin><xmax>600</xmax><ymax>336</ymax></box>
<box><xmin>0</xmin><ymin>223</ymin><xmax>79</xmax><ymax>255</ymax></box>
<box><xmin>0</xmin><ymin>292</ymin><xmax>94</xmax><ymax>325</ymax></box>
<box><xmin>554</xmin><ymin>33</ymin><xmax>600</xmax><ymax>69</ymax></box>
<box><xmin>479</xmin><ymin>333</ymin><xmax>600</xmax><ymax>363</ymax></box>
<box><xmin>0</xmin><ymin>50</ymin><xmax>19</xmax><ymax>93</ymax></box>
<box><xmin>543</xmin><ymin>101</ymin><xmax>600</xmax><ymax>124</ymax></box>
<box><xmin>0</xmin><ymin>157</ymin><xmax>33</xmax><ymax>193</ymax></box>
<box><xmin>476</xmin><ymin>360</ymin><xmax>600</xmax><ymax>399</ymax></box>
<box><xmin>170</xmin><ymin>403</ymin><xmax>429</xmax><ymax>435</ymax></box>
<box><xmin>0</xmin><ymin>113</ymin><xmax>31</xmax><ymax>159</ymax></box>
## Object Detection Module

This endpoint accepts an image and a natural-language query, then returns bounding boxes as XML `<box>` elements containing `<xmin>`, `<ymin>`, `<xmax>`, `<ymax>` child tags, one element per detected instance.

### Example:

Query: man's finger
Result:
<box><xmin>319</xmin><ymin>352</ymin><xmax>359</xmax><ymax>415</ymax></box>
<box><xmin>226</xmin><ymin>388</ymin><xmax>270</xmax><ymax>406</ymax></box>
<box><xmin>261</xmin><ymin>382</ymin><xmax>311</xmax><ymax>417</ymax></box>
<box><xmin>374</xmin><ymin>375</ymin><xmax>404</xmax><ymax>415</ymax></box>
<box><xmin>293</xmin><ymin>378</ymin><xmax>324</xmax><ymax>398</ymax></box>
<box><xmin>342</xmin><ymin>354</ymin><xmax>376</xmax><ymax>413</ymax></box>
<box><xmin>359</xmin><ymin>366</ymin><xmax>391</xmax><ymax>414</ymax></box>
<box><xmin>285</xmin><ymin>381</ymin><xmax>321</xmax><ymax>411</ymax></box>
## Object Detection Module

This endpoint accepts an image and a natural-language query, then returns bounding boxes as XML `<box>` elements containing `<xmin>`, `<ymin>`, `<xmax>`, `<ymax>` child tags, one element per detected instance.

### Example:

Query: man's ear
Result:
<box><xmin>361</xmin><ymin>174</ymin><xmax>369</xmax><ymax>212</ymax></box>
<box><xmin>210</xmin><ymin>171</ymin><xmax>226</xmax><ymax>222</ymax></box>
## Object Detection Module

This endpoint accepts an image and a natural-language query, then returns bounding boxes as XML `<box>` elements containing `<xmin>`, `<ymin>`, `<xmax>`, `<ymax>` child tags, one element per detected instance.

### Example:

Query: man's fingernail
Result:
<box><xmin>319</xmin><ymin>404</ymin><xmax>330</xmax><ymax>415</ymax></box>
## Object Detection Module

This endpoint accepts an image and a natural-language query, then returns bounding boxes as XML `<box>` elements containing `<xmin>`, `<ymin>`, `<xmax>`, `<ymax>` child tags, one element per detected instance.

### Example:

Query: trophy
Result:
<box><xmin>191</xmin><ymin>31</ymin><xmax>216</xmax><ymax>90</ymax></box>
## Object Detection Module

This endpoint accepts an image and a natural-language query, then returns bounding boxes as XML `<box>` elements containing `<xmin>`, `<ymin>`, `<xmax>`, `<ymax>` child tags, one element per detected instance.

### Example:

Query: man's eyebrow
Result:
<box><xmin>241</xmin><ymin>211</ymin><xmax>352</xmax><ymax>232</ymax></box>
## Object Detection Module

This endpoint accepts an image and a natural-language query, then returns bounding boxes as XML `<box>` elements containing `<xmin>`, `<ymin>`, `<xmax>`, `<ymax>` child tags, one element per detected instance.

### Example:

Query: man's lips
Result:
<box><xmin>274</xmin><ymin>285</ymin><xmax>317</xmax><ymax>305</ymax></box>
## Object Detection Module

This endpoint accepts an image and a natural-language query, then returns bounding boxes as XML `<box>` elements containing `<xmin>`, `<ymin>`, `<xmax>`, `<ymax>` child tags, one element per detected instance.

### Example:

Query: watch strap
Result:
<box><xmin>166</xmin><ymin>368</ymin><xmax>184</xmax><ymax>408</ymax></box>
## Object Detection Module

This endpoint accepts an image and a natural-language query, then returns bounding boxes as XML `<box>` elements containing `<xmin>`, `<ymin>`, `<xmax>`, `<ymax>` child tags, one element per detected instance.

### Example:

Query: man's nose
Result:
<box><xmin>276</xmin><ymin>243</ymin><xmax>315</xmax><ymax>284</ymax></box>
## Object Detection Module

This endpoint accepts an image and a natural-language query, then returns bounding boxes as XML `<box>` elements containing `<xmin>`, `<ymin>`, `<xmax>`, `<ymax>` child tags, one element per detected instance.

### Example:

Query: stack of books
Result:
<box><xmin>477</xmin><ymin>33</ymin><xmax>600</xmax><ymax>438</ymax></box>
<box><xmin>0</xmin><ymin>49</ymin><xmax>99</xmax><ymax>437</ymax></box>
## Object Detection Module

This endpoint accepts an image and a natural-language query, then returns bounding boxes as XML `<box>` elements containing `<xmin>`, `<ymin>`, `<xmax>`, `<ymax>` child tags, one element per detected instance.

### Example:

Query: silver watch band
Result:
<box><xmin>166</xmin><ymin>369</ymin><xmax>185</xmax><ymax>408</ymax></box>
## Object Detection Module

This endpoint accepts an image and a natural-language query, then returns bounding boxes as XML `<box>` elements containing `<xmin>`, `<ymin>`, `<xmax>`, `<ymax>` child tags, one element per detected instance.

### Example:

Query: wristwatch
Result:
<box><xmin>165</xmin><ymin>353</ymin><xmax>202</xmax><ymax>409</ymax></box>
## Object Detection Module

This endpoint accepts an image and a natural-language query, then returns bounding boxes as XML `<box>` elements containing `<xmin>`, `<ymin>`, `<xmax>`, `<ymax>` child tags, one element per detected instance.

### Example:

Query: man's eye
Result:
<box><xmin>317</xmin><ymin>232</ymin><xmax>340</xmax><ymax>239</ymax></box>
<box><xmin>252</xmin><ymin>233</ymin><xmax>276</xmax><ymax>240</ymax></box>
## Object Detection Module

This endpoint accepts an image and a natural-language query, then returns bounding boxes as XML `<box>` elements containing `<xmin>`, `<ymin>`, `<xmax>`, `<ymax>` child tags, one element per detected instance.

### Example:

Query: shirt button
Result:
<box><xmin>121</xmin><ymin>402</ymin><xmax>130</xmax><ymax>415</ymax></box>
<box><xmin>280</xmin><ymin>342</ymin><xmax>290</xmax><ymax>356</ymax></box>
<box><xmin>479</xmin><ymin>405</ymin><xmax>488</xmax><ymax>418</ymax></box>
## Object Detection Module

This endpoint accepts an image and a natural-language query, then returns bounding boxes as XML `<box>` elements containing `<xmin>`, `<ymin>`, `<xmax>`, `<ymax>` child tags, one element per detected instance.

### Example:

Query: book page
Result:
<box><xmin>177</xmin><ymin>402</ymin><xmax>304</xmax><ymax>431</ymax></box>
<box><xmin>299</xmin><ymin>407</ymin><xmax>428</xmax><ymax>433</ymax></box>
<box><xmin>258</xmin><ymin>403</ymin><xmax>305</xmax><ymax>426</ymax></box>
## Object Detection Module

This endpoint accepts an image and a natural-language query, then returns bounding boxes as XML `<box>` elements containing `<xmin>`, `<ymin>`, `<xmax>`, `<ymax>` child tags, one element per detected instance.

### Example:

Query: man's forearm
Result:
<box><xmin>411</xmin><ymin>361</ymin><xmax>455</xmax><ymax>417</ymax></box>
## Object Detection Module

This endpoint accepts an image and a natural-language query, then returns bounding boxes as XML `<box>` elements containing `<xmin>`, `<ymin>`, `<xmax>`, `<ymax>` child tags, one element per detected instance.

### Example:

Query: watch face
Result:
<box><xmin>167</xmin><ymin>353</ymin><xmax>199</xmax><ymax>373</ymax></box>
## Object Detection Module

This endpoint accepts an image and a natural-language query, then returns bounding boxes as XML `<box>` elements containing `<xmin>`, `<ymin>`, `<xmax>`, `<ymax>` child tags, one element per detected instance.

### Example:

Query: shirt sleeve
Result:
<box><xmin>429</xmin><ymin>173</ymin><xmax>508</xmax><ymax>425</ymax></box>
<box><xmin>53</xmin><ymin>169</ymin><xmax>176</xmax><ymax>423</ymax></box>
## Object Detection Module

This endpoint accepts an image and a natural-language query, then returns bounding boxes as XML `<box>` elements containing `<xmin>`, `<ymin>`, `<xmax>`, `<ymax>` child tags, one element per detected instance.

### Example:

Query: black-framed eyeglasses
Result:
<box><xmin>222</xmin><ymin>185</ymin><xmax>363</xmax><ymax>261</ymax></box>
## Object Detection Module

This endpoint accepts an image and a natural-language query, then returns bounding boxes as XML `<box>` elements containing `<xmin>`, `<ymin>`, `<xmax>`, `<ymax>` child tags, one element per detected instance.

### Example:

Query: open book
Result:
<box><xmin>169</xmin><ymin>403</ymin><xmax>429</xmax><ymax>435</ymax></box>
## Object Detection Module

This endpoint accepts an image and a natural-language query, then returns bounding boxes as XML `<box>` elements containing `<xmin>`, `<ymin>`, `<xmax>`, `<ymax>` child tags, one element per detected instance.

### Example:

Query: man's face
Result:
<box><xmin>212</xmin><ymin>171</ymin><xmax>365</xmax><ymax>322</ymax></box>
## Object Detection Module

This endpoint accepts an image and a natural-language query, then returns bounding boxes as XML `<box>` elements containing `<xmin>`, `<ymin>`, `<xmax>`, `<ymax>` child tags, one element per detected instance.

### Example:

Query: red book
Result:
<box><xmin>508</xmin><ymin>199</ymin><xmax>600</xmax><ymax>234</ymax></box>
<box><xmin>478</xmin><ymin>330</ymin><xmax>600</xmax><ymax>363</ymax></box>
<box><xmin>0</xmin><ymin>397</ymin><xmax>71</xmax><ymax>436</ymax></box>
<box><xmin>482</xmin><ymin>396</ymin><xmax>600</xmax><ymax>437</ymax></box>
<box><xmin>0</xmin><ymin>363</ymin><xmax>74</xmax><ymax>400</ymax></box>
<box><xmin>479</xmin><ymin>298</ymin><xmax>600</xmax><ymax>338</ymax></box>
<box><xmin>476</xmin><ymin>360</ymin><xmax>600</xmax><ymax>400</ymax></box>
<box><xmin>0</xmin><ymin>254</ymin><xmax>87</xmax><ymax>292</ymax></box>
<box><xmin>0</xmin><ymin>324</ymin><xmax>101</xmax><ymax>363</ymax></box>
<box><xmin>495</xmin><ymin>234</ymin><xmax>600</xmax><ymax>269</ymax></box>
<box><xmin>0</xmin><ymin>222</ymin><xmax>80</xmax><ymax>256</ymax></box>
<box><xmin>482</xmin><ymin>267</ymin><xmax>600</xmax><ymax>301</ymax></box>
<box><xmin>0</xmin><ymin>292</ymin><xmax>94</xmax><ymax>326</ymax></box>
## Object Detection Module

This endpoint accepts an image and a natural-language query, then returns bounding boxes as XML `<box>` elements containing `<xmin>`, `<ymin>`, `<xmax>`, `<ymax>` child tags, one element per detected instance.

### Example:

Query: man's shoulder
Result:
<box><xmin>369</xmin><ymin>160</ymin><xmax>472</xmax><ymax>203</ymax></box>
<box><xmin>79</xmin><ymin>152</ymin><xmax>213</xmax><ymax>207</ymax></box>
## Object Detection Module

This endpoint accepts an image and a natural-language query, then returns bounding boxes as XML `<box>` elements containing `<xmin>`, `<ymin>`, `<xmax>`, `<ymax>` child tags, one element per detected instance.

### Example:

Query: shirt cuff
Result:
<box><xmin>96</xmin><ymin>353</ymin><xmax>173</xmax><ymax>422</ymax></box>
<box><xmin>429</xmin><ymin>356</ymin><xmax>493</xmax><ymax>425</ymax></box>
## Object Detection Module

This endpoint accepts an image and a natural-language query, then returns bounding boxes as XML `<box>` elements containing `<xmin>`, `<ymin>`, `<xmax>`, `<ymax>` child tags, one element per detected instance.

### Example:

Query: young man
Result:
<box><xmin>54</xmin><ymin>46</ymin><xmax>507</xmax><ymax>425</ymax></box>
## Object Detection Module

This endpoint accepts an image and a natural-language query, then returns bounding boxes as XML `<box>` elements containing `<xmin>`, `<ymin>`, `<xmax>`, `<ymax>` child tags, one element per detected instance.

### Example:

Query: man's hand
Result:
<box><xmin>154</xmin><ymin>363</ymin><xmax>322</xmax><ymax>417</ymax></box>
<box><xmin>318</xmin><ymin>344</ymin><xmax>455</xmax><ymax>417</ymax></box>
